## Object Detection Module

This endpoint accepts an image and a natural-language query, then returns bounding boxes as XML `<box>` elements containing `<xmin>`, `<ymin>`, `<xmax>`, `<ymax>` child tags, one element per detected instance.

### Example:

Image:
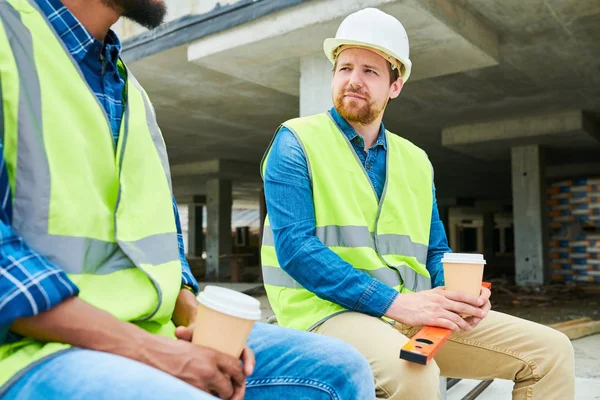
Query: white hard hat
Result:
<box><xmin>323</xmin><ymin>8</ymin><xmax>412</xmax><ymax>83</ymax></box>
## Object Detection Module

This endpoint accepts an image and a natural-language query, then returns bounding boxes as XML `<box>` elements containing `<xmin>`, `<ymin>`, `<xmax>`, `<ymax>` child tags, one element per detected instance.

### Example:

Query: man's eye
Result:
<box><xmin>340</xmin><ymin>67</ymin><xmax>350</xmax><ymax>71</ymax></box>
<box><xmin>365</xmin><ymin>69</ymin><xmax>376</xmax><ymax>74</ymax></box>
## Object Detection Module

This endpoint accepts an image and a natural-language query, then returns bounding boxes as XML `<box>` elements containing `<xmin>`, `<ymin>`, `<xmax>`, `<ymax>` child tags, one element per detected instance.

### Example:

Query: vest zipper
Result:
<box><xmin>326</xmin><ymin>112</ymin><xmax>394</xmax><ymax>278</ymax></box>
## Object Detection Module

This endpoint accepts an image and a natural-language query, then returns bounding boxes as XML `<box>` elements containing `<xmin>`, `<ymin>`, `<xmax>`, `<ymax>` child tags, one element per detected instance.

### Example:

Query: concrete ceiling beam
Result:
<box><xmin>546</xmin><ymin>162</ymin><xmax>600</xmax><ymax>180</ymax></box>
<box><xmin>406</xmin><ymin>0</ymin><xmax>499</xmax><ymax>80</ymax></box>
<box><xmin>186</xmin><ymin>0</ymin><xmax>500</xmax><ymax>95</ymax></box>
<box><xmin>441</xmin><ymin>110</ymin><xmax>600</xmax><ymax>160</ymax></box>
<box><xmin>187</xmin><ymin>0</ymin><xmax>395</xmax><ymax>95</ymax></box>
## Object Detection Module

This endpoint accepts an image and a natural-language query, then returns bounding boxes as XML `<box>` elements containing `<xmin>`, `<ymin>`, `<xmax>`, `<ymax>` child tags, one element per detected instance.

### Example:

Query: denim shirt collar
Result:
<box><xmin>329</xmin><ymin>107</ymin><xmax>387</xmax><ymax>150</ymax></box>
<box><xmin>36</xmin><ymin>0</ymin><xmax>122</xmax><ymax>68</ymax></box>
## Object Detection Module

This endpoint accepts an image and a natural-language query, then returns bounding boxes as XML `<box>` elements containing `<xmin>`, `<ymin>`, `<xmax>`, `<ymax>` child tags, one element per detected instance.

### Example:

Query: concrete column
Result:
<box><xmin>448</xmin><ymin>218</ymin><xmax>458</xmax><ymax>251</ymax></box>
<box><xmin>499</xmin><ymin>228</ymin><xmax>507</xmax><ymax>253</ymax></box>
<box><xmin>187</xmin><ymin>203</ymin><xmax>204</xmax><ymax>258</ymax></box>
<box><xmin>300</xmin><ymin>53</ymin><xmax>333</xmax><ymax>117</ymax></box>
<box><xmin>483</xmin><ymin>212</ymin><xmax>495</xmax><ymax>264</ymax></box>
<box><xmin>511</xmin><ymin>145</ymin><xmax>549</xmax><ymax>286</ymax></box>
<box><xmin>206</xmin><ymin>179</ymin><xmax>232</xmax><ymax>281</ymax></box>
<box><xmin>476</xmin><ymin>226</ymin><xmax>484</xmax><ymax>254</ymax></box>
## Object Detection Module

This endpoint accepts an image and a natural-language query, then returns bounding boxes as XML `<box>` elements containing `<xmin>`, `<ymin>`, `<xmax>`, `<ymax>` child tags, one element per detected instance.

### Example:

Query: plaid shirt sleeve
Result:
<box><xmin>0</xmin><ymin>158</ymin><xmax>79</xmax><ymax>344</ymax></box>
<box><xmin>173</xmin><ymin>199</ymin><xmax>199</xmax><ymax>294</ymax></box>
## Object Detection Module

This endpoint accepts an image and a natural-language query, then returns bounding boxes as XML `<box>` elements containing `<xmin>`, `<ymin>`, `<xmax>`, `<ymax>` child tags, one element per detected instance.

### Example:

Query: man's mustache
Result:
<box><xmin>342</xmin><ymin>88</ymin><xmax>369</xmax><ymax>99</ymax></box>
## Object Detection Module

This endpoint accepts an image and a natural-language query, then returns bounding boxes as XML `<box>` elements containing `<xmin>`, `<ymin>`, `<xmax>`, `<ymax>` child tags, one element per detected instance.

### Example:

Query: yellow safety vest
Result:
<box><xmin>0</xmin><ymin>0</ymin><xmax>181</xmax><ymax>387</ymax></box>
<box><xmin>261</xmin><ymin>112</ymin><xmax>433</xmax><ymax>331</ymax></box>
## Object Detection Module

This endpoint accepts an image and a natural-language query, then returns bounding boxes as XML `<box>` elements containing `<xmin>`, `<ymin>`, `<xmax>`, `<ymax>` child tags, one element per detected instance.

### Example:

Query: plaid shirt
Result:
<box><xmin>0</xmin><ymin>0</ymin><xmax>197</xmax><ymax>343</ymax></box>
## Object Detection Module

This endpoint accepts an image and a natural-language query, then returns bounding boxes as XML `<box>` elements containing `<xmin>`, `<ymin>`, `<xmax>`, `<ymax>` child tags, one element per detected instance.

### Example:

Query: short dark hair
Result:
<box><xmin>388</xmin><ymin>63</ymin><xmax>400</xmax><ymax>85</ymax></box>
<box><xmin>333</xmin><ymin>59</ymin><xmax>400</xmax><ymax>85</ymax></box>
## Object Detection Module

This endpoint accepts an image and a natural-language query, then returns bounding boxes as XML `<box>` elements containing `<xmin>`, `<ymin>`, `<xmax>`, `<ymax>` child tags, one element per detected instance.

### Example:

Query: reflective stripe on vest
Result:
<box><xmin>262</xmin><ymin>264</ymin><xmax>429</xmax><ymax>293</ymax></box>
<box><xmin>0</xmin><ymin>0</ymin><xmax>181</xmax><ymax>388</ymax></box>
<box><xmin>0</xmin><ymin>0</ymin><xmax>179</xmax><ymax>276</ymax></box>
<box><xmin>260</xmin><ymin>112</ymin><xmax>433</xmax><ymax>331</ymax></box>
<box><xmin>262</xmin><ymin>225</ymin><xmax>428</xmax><ymax>264</ymax></box>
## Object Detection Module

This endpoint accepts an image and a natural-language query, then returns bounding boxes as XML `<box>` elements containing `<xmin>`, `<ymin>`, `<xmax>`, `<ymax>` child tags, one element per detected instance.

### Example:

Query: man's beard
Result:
<box><xmin>334</xmin><ymin>88</ymin><xmax>384</xmax><ymax>125</ymax></box>
<box><xmin>103</xmin><ymin>0</ymin><xmax>167</xmax><ymax>29</ymax></box>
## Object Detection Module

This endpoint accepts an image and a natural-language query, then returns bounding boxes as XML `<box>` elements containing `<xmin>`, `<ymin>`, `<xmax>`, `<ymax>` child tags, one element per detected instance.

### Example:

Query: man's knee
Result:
<box><xmin>376</xmin><ymin>356</ymin><xmax>441</xmax><ymax>399</ymax></box>
<box><xmin>315</xmin><ymin>336</ymin><xmax>375</xmax><ymax>399</ymax></box>
<box><xmin>515</xmin><ymin>325</ymin><xmax>575</xmax><ymax>384</ymax></box>
<box><xmin>545</xmin><ymin>329</ymin><xmax>575</xmax><ymax>367</ymax></box>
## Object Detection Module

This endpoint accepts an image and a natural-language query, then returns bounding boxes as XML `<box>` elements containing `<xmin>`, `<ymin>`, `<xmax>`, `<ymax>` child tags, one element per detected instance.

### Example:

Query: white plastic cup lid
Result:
<box><xmin>441</xmin><ymin>253</ymin><xmax>486</xmax><ymax>265</ymax></box>
<box><xmin>197</xmin><ymin>285</ymin><xmax>262</xmax><ymax>321</ymax></box>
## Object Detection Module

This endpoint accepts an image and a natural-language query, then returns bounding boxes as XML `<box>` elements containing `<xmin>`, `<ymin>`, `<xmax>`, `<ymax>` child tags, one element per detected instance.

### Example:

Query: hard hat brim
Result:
<box><xmin>323</xmin><ymin>37</ymin><xmax>412</xmax><ymax>82</ymax></box>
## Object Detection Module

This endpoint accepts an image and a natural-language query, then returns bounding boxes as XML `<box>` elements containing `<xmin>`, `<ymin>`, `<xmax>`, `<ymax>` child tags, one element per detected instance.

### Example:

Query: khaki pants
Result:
<box><xmin>314</xmin><ymin>310</ymin><xmax>574</xmax><ymax>400</ymax></box>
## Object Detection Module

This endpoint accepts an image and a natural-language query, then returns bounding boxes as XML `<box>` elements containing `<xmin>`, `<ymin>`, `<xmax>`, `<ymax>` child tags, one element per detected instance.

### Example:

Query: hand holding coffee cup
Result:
<box><xmin>441</xmin><ymin>253</ymin><xmax>486</xmax><ymax>317</ymax></box>
<box><xmin>193</xmin><ymin>285</ymin><xmax>262</xmax><ymax>358</ymax></box>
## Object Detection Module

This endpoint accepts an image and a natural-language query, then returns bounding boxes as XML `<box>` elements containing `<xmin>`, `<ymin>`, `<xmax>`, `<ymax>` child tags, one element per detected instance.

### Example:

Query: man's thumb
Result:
<box><xmin>175</xmin><ymin>324</ymin><xmax>194</xmax><ymax>342</ymax></box>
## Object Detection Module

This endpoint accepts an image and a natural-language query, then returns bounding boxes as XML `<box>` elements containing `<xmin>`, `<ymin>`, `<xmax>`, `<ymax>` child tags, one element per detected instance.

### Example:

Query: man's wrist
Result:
<box><xmin>181</xmin><ymin>284</ymin><xmax>195</xmax><ymax>294</ymax></box>
<box><xmin>355</xmin><ymin>280</ymin><xmax>399</xmax><ymax>317</ymax></box>
<box><xmin>172</xmin><ymin>289</ymin><xmax>199</xmax><ymax>327</ymax></box>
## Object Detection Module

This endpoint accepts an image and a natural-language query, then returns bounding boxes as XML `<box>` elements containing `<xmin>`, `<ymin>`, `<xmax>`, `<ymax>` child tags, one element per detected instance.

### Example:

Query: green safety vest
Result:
<box><xmin>261</xmin><ymin>112</ymin><xmax>433</xmax><ymax>331</ymax></box>
<box><xmin>0</xmin><ymin>0</ymin><xmax>181</xmax><ymax>387</ymax></box>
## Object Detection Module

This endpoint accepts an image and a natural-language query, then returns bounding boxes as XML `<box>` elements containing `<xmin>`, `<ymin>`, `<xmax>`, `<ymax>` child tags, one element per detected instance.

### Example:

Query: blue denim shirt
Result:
<box><xmin>263</xmin><ymin>107</ymin><xmax>451</xmax><ymax>318</ymax></box>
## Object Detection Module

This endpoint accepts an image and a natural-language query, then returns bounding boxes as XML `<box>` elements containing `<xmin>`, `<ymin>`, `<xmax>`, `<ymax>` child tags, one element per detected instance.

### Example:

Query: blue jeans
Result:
<box><xmin>1</xmin><ymin>323</ymin><xmax>374</xmax><ymax>399</ymax></box>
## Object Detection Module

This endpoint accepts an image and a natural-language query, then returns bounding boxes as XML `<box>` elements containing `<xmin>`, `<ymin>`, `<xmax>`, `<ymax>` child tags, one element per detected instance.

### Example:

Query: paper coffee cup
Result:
<box><xmin>192</xmin><ymin>285</ymin><xmax>261</xmax><ymax>358</ymax></box>
<box><xmin>441</xmin><ymin>253</ymin><xmax>486</xmax><ymax>317</ymax></box>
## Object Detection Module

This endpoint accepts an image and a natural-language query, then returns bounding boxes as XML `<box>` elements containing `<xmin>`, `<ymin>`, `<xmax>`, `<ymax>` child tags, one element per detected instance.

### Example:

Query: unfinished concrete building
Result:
<box><xmin>114</xmin><ymin>0</ymin><xmax>600</xmax><ymax>286</ymax></box>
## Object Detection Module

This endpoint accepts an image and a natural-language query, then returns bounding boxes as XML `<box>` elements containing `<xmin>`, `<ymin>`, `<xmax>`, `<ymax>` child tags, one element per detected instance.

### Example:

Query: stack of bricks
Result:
<box><xmin>547</xmin><ymin>178</ymin><xmax>600</xmax><ymax>284</ymax></box>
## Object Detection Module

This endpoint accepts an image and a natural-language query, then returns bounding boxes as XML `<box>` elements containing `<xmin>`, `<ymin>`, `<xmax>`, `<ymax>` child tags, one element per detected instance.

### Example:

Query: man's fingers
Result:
<box><xmin>441</xmin><ymin>310</ymin><xmax>472</xmax><ymax>331</ymax></box>
<box><xmin>432</xmin><ymin>317</ymin><xmax>460</xmax><ymax>332</ymax></box>
<box><xmin>443</xmin><ymin>290</ymin><xmax>481</xmax><ymax>307</ymax></box>
<box><xmin>217</xmin><ymin>354</ymin><xmax>246</xmax><ymax>388</ymax></box>
<box><xmin>207</xmin><ymin>373</ymin><xmax>235</xmax><ymax>400</ymax></box>
<box><xmin>479</xmin><ymin>287</ymin><xmax>491</xmax><ymax>305</ymax></box>
<box><xmin>427</xmin><ymin>310</ymin><xmax>467</xmax><ymax>332</ymax></box>
<box><xmin>241</xmin><ymin>346</ymin><xmax>256</xmax><ymax>376</ymax></box>
<box><xmin>481</xmin><ymin>300</ymin><xmax>492</xmax><ymax>317</ymax></box>
<box><xmin>231</xmin><ymin>381</ymin><xmax>246</xmax><ymax>400</ymax></box>
<box><xmin>174</xmin><ymin>326</ymin><xmax>193</xmax><ymax>342</ymax></box>
<box><xmin>444</xmin><ymin>299</ymin><xmax>484</xmax><ymax>319</ymax></box>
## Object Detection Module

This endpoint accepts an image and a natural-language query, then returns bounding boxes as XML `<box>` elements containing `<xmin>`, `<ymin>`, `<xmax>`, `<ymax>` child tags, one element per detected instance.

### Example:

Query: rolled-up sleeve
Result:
<box><xmin>0</xmin><ymin>221</ymin><xmax>79</xmax><ymax>344</ymax></box>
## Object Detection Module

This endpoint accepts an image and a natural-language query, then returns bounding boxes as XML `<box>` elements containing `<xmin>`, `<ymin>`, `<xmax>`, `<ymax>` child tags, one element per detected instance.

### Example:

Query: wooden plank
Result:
<box><xmin>549</xmin><ymin>318</ymin><xmax>592</xmax><ymax>330</ymax></box>
<box><xmin>552</xmin><ymin>320</ymin><xmax>600</xmax><ymax>340</ymax></box>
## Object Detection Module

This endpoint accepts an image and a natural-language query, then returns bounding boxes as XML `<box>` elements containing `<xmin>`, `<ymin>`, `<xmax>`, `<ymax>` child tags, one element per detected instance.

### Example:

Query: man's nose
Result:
<box><xmin>348</xmin><ymin>69</ymin><xmax>362</xmax><ymax>88</ymax></box>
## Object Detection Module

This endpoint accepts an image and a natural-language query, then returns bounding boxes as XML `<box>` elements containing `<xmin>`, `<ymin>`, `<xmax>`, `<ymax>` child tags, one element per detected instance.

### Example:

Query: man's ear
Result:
<box><xmin>389</xmin><ymin>78</ymin><xmax>404</xmax><ymax>100</ymax></box>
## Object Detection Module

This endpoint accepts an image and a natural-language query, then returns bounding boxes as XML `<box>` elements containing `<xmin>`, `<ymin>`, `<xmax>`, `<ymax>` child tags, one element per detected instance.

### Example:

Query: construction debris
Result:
<box><xmin>487</xmin><ymin>278</ymin><xmax>600</xmax><ymax>325</ymax></box>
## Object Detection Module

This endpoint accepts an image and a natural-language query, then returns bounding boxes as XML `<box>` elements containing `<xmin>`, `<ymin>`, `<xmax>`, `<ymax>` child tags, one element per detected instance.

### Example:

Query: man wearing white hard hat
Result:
<box><xmin>260</xmin><ymin>7</ymin><xmax>574</xmax><ymax>400</ymax></box>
